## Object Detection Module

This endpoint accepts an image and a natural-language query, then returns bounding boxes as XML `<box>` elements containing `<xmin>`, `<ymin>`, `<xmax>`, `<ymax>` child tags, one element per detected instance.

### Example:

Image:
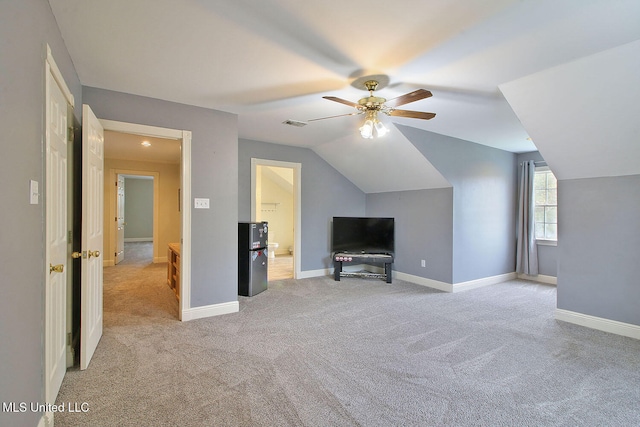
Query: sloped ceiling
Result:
<box><xmin>48</xmin><ymin>0</ymin><xmax>640</xmax><ymax>192</ymax></box>
<box><xmin>314</xmin><ymin>124</ymin><xmax>451</xmax><ymax>193</ymax></box>
<box><xmin>262</xmin><ymin>166</ymin><xmax>294</xmax><ymax>194</ymax></box>
<box><xmin>500</xmin><ymin>40</ymin><xmax>640</xmax><ymax>180</ymax></box>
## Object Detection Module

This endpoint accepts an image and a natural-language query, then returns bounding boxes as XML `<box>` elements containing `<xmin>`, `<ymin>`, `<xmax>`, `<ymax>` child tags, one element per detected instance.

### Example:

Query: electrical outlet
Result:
<box><xmin>421</xmin><ymin>259</ymin><xmax>426</xmax><ymax>268</ymax></box>
<box><xmin>194</xmin><ymin>198</ymin><xmax>210</xmax><ymax>209</ymax></box>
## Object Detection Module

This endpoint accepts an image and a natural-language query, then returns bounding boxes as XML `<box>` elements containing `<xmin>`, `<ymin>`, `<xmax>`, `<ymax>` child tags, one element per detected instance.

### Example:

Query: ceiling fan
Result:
<box><xmin>307</xmin><ymin>79</ymin><xmax>436</xmax><ymax>138</ymax></box>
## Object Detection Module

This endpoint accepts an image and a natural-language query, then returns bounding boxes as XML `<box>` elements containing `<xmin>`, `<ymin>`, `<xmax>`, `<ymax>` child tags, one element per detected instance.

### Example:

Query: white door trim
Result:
<box><xmin>251</xmin><ymin>158</ymin><xmax>301</xmax><ymax>279</ymax></box>
<box><xmin>106</xmin><ymin>170</ymin><xmax>160</xmax><ymax>266</ymax></box>
<box><xmin>99</xmin><ymin>119</ymin><xmax>192</xmax><ymax>320</ymax></box>
<box><xmin>46</xmin><ymin>45</ymin><xmax>74</xmax><ymax>107</ymax></box>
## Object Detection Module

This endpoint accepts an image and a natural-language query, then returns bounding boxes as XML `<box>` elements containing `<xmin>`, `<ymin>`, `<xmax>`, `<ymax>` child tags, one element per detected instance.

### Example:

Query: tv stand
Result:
<box><xmin>333</xmin><ymin>252</ymin><xmax>394</xmax><ymax>283</ymax></box>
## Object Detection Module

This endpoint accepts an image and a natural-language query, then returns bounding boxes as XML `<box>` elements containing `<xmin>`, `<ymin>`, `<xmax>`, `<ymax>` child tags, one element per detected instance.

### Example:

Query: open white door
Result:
<box><xmin>115</xmin><ymin>174</ymin><xmax>125</xmax><ymax>264</ymax></box>
<box><xmin>45</xmin><ymin>51</ymin><xmax>71</xmax><ymax>405</ymax></box>
<box><xmin>80</xmin><ymin>104</ymin><xmax>104</xmax><ymax>370</ymax></box>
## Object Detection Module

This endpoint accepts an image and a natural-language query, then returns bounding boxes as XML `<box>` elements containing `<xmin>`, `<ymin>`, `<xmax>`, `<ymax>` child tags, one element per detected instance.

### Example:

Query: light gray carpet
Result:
<box><xmin>55</xmin><ymin>252</ymin><xmax>640</xmax><ymax>426</ymax></box>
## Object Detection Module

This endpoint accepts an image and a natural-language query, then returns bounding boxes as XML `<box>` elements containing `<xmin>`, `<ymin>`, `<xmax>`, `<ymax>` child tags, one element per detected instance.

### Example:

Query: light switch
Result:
<box><xmin>30</xmin><ymin>180</ymin><xmax>39</xmax><ymax>204</ymax></box>
<box><xmin>194</xmin><ymin>198</ymin><xmax>210</xmax><ymax>209</ymax></box>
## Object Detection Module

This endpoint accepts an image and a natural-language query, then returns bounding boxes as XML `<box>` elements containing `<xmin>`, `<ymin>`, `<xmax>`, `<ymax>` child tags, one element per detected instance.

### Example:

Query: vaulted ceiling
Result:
<box><xmin>49</xmin><ymin>0</ymin><xmax>640</xmax><ymax>191</ymax></box>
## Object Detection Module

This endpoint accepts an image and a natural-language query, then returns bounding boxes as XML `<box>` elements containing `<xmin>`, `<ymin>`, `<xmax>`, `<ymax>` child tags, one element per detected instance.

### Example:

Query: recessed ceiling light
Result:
<box><xmin>141</xmin><ymin>141</ymin><xmax>151</xmax><ymax>147</ymax></box>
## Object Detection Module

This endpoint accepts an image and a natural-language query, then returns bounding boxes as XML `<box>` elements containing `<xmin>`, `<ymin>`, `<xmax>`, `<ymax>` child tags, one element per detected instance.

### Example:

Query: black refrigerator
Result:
<box><xmin>238</xmin><ymin>222</ymin><xmax>268</xmax><ymax>296</ymax></box>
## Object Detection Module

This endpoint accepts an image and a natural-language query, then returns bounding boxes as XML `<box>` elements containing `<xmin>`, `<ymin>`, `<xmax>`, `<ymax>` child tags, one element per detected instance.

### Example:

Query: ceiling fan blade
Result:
<box><xmin>307</xmin><ymin>111</ymin><xmax>363</xmax><ymax>122</ymax></box>
<box><xmin>385</xmin><ymin>89</ymin><xmax>433</xmax><ymax>108</ymax></box>
<box><xmin>388</xmin><ymin>109</ymin><xmax>436</xmax><ymax>120</ymax></box>
<box><xmin>323</xmin><ymin>96</ymin><xmax>361</xmax><ymax>109</ymax></box>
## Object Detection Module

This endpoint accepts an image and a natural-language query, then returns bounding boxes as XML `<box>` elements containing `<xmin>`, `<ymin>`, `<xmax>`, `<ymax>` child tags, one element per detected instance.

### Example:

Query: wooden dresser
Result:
<box><xmin>167</xmin><ymin>243</ymin><xmax>180</xmax><ymax>300</ymax></box>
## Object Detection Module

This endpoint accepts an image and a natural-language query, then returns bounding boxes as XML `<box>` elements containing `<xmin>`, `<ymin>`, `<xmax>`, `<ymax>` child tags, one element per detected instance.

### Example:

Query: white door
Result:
<box><xmin>80</xmin><ymin>104</ymin><xmax>104</xmax><ymax>370</ymax></box>
<box><xmin>115</xmin><ymin>174</ymin><xmax>125</xmax><ymax>264</ymax></box>
<box><xmin>45</xmin><ymin>64</ymin><xmax>69</xmax><ymax>403</ymax></box>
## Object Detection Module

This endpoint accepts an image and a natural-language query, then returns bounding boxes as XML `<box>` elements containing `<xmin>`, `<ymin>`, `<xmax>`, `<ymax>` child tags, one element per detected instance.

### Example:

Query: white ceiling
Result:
<box><xmin>49</xmin><ymin>0</ymin><xmax>640</xmax><ymax>189</ymax></box>
<box><xmin>104</xmin><ymin>131</ymin><xmax>181</xmax><ymax>164</ymax></box>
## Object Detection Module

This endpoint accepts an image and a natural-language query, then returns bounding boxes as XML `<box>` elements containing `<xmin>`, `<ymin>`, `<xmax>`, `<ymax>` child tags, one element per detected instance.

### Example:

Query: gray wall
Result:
<box><xmin>366</xmin><ymin>188</ymin><xmax>454</xmax><ymax>283</ymax></box>
<box><xmin>238</xmin><ymin>139</ymin><xmax>366</xmax><ymax>271</ymax></box>
<box><xmin>558</xmin><ymin>174</ymin><xmax>640</xmax><ymax>326</ymax></box>
<box><xmin>397</xmin><ymin>125</ymin><xmax>517</xmax><ymax>284</ymax></box>
<box><xmin>516</xmin><ymin>151</ymin><xmax>558</xmax><ymax>277</ymax></box>
<box><xmin>124</xmin><ymin>178</ymin><xmax>153</xmax><ymax>240</ymax></box>
<box><xmin>0</xmin><ymin>0</ymin><xmax>82</xmax><ymax>424</ymax></box>
<box><xmin>83</xmin><ymin>87</ymin><xmax>238</xmax><ymax>307</ymax></box>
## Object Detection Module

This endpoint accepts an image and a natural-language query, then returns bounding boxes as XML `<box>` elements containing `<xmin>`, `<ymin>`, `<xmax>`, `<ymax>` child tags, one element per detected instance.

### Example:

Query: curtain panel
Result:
<box><xmin>516</xmin><ymin>160</ymin><xmax>538</xmax><ymax>275</ymax></box>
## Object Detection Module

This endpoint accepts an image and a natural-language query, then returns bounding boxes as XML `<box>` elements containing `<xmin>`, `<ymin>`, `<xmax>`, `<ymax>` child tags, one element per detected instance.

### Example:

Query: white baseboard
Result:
<box><xmin>394</xmin><ymin>271</ymin><xmax>452</xmax><ymax>291</ymax></box>
<box><xmin>154</xmin><ymin>256</ymin><xmax>168</xmax><ymax>263</ymax></box>
<box><xmin>517</xmin><ymin>273</ymin><xmax>557</xmax><ymax>285</ymax></box>
<box><xmin>103</xmin><ymin>259</ymin><xmax>115</xmax><ymax>267</ymax></box>
<box><xmin>298</xmin><ymin>268</ymin><xmax>330</xmax><ymax>279</ymax></box>
<box><xmin>298</xmin><ymin>268</ymin><xmax>515</xmax><ymax>293</ymax></box>
<box><xmin>181</xmin><ymin>301</ymin><xmax>239</xmax><ymax>321</ymax></box>
<box><xmin>38</xmin><ymin>413</ymin><xmax>50</xmax><ymax>427</ymax></box>
<box><xmin>555</xmin><ymin>309</ymin><xmax>640</xmax><ymax>340</ymax></box>
<box><xmin>124</xmin><ymin>237</ymin><xmax>153</xmax><ymax>242</ymax></box>
<box><xmin>394</xmin><ymin>271</ymin><xmax>517</xmax><ymax>293</ymax></box>
<box><xmin>452</xmin><ymin>272</ymin><xmax>518</xmax><ymax>292</ymax></box>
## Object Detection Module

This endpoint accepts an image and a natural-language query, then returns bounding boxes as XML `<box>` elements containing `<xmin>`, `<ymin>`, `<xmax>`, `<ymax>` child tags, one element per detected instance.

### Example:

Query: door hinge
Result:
<box><xmin>67</xmin><ymin>332</ymin><xmax>72</xmax><ymax>346</ymax></box>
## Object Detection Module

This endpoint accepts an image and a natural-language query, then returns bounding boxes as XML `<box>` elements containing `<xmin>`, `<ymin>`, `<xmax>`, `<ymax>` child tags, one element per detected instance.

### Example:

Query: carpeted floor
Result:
<box><xmin>55</xmin><ymin>249</ymin><xmax>640</xmax><ymax>426</ymax></box>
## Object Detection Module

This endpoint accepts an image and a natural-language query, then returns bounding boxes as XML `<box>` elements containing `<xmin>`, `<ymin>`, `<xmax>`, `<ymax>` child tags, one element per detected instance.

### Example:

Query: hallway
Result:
<box><xmin>104</xmin><ymin>242</ymin><xmax>179</xmax><ymax>322</ymax></box>
<box><xmin>106</xmin><ymin>243</ymin><xmax>293</xmax><ymax>320</ymax></box>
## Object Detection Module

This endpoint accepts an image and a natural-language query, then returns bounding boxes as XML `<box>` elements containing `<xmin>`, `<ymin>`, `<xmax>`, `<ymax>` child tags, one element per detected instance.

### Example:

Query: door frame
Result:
<box><xmin>108</xmin><ymin>170</ymin><xmax>160</xmax><ymax>266</ymax></box>
<box><xmin>251</xmin><ymin>158</ymin><xmax>301</xmax><ymax>279</ymax></box>
<box><xmin>100</xmin><ymin>119</ymin><xmax>192</xmax><ymax>320</ymax></box>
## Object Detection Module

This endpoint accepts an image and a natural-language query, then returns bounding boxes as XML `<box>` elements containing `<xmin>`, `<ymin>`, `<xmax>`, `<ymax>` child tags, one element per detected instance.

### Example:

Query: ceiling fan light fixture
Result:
<box><xmin>360</xmin><ymin>119</ymin><xmax>374</xmax><ymax>139</ymax></box>
<box><xmin>375</xmin><ymin>120</ymin><xmax>389</xmax><ymax>137</ymax></box>
<box><xmin>359</xmin><ymin>111</ymin><xmax>388</xmax><ymax>139</ymax></box>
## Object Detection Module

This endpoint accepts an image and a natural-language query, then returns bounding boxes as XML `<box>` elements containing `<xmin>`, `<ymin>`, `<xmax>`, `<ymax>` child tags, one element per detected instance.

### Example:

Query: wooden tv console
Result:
<box><xmin>333</xmin><ymin>252</ymin><xmax>394</xmax><ymax>283</ymax></box>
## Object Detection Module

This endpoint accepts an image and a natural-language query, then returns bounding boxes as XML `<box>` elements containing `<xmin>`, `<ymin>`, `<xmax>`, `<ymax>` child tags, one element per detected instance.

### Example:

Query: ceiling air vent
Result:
<box><xmin>282</xmin><ymin>119</ymin><xmax>307</xmax><ymax>127</ymax></box>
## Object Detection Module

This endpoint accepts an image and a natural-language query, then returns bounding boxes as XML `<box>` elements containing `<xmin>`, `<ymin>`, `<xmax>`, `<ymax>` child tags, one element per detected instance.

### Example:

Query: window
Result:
<box><xmin>534</xmin><ymin>168</ymin><xmax>557</xmax><ymax>241</ymax></box>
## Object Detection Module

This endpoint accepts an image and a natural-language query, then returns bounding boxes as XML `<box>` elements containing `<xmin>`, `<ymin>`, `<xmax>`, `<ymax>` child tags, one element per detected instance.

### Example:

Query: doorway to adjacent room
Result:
<box><xmin>251</xmin><ymin>158</ymin><xmax>301</xmax><ymax>280</ymax></box>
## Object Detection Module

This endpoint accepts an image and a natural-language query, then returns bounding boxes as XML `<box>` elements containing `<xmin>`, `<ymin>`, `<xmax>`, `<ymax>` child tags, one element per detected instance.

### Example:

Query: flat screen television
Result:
<box><xmin>332</xmin><ymin>217</ymin><xmax>395</xmax><ymax>255</ymax></box>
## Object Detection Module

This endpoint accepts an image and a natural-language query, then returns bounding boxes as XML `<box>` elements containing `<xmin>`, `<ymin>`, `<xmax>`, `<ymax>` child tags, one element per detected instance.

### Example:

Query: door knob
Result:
<box><xmin>89</xmin><ymin>250</ymin><xmax>101</xmax><ymax>258</ymax></box>
<box><xmin>72</xmin><ymin>251</ymin><xmax>83</xmax><ymax>259</ymax></box>
<box><xmin>50</xmin><ymin>263</ymin><xmax>64</xmax><ymax>274</ymax></box>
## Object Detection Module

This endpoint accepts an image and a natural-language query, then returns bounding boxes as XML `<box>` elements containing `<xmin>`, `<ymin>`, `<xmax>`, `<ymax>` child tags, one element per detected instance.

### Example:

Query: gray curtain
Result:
<box><xmin>516</xmin><ymin>160</ymin><xmax>538</xmax><ymax>275</ymax></box>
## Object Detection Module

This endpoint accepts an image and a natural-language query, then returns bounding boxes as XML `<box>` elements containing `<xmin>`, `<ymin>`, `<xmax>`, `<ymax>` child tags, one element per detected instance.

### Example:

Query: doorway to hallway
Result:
<box><xmin>114</xmin><ymin>173</ymin><xmax>156</xmax><ymax>266</ymax></box>
<box><xmin>99</xmin><ymin>119</ymin><xmax>192</xmax><ymax>321</ymax></box>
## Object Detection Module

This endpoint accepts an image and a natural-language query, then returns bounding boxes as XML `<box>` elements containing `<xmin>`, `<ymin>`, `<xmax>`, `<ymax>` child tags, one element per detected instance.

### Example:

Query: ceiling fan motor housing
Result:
<box><xmin>310</xmin><ymin>77</ymin><xmax>435</xmax><ymax>122</ymax></box>
<box><xmin>358</xmin><ymin>96</ymin><xmax>386</xmax><ymax>110</ymax></box>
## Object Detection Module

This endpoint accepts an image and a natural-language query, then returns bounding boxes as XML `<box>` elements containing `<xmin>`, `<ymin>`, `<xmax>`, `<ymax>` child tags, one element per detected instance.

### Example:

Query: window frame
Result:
<box><xmin>533</xmin><ymin>166</ymin><xmax>558</xmax><ymax>246</ymax></box>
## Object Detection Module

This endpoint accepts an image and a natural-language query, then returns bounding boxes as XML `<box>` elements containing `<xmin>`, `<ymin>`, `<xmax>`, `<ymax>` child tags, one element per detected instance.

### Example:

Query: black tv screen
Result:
<box><xmin>332</xmin><ymin>217</ymin><xmax>395</xmax><ymax>255</ymax></box>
